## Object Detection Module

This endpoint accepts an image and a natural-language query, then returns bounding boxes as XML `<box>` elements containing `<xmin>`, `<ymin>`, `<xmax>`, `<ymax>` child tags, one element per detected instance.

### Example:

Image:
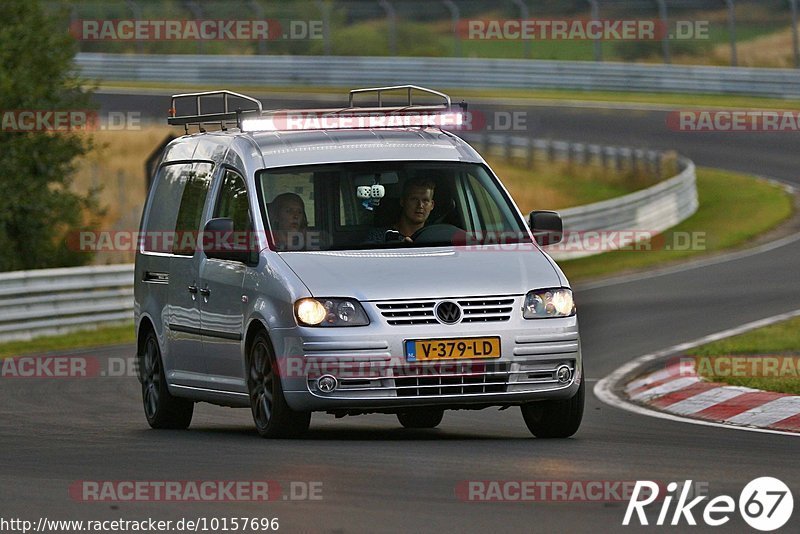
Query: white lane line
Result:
<box><xmin>665</xmin><ymin>386</ymin><xmax>755</xmax><ymax>415</ymax></box>
<box><xmin>594</xmin><ymin>308</ymin><xmax>800</xmax><ymax>437</ymax></box>
<box><xmin>577</xmin><ymin>231</ymin><xmax>800</xmax><ymax>291</ymax></box>
<box><xmin>726</xmin><ymin>397</ymin><xmax>800</xmax><ymax>427</ymax></box>
<box><xmin>629</xmin><ymin>377</ymin><xmax>700</xmax><ymax>401</ymax></box>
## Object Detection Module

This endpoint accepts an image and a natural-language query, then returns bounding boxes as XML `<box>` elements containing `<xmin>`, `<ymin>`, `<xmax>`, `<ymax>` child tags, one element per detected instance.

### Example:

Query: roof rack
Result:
<box><xmin>168</xmin><ymin>86</ymin><xmax>465</xmax><ymax>133</ymax></box>
<box><xmin>168</xmin><ymin>90</ymin><xmax>263</xmax><ymax>133</ymax></box>
<box><xmin>348</xmin><ymin>85</ymin><xmax>452</xmax><ymax>108</ymax></box>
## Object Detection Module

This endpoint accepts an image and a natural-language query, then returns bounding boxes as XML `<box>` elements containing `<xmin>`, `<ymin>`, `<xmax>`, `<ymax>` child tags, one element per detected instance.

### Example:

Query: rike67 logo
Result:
<box><xmin>624</xmin><ymin>478</ymin><xmax>793</xmax><ymax>531</ymax></box>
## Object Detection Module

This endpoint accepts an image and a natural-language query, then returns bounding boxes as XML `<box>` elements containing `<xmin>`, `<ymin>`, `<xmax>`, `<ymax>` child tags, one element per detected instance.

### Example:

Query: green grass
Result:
<box><xmin>686</xmin><ymin>317</ymin><xmax>800</xmax><ymax>395</ymax></box>
<box><xmin>98</xmin><ymin>81</ymin><xmax>800</xmax><ymax>113</ymax></box>
<box><xmin>69</xmin><ymin>8</ymin><xmax>786</xmax><ymax>64</ymax></box>
<box><xmin>559</xmin><ymin>167</ymin><xmax>794</xmax><ymax>282</ymax></box>
<box><xmin>488</xmin><ymin>157</ymin><xmax>664</xmax><ymax>211</ymax></box>
<box><xmin>445</xmin><ymin>24</ymin><xmax>773</xmax><ymax>63</ymax></box>
<box><xmin>0</xmin><ymin>323</ymin><xmax>135</xmax><ymax>358</ymax></box>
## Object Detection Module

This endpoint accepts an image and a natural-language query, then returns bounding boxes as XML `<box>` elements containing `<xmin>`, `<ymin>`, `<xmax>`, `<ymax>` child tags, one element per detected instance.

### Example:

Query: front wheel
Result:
<box><xmin>521</xmin><ymin>379</ymin><xmax>584</xmax><ymax>438</ymax></box>
<box><xmin>397</xmin><ymin>408</ymin><xmax>444</xmax><ymax>429</ymax></box>
<box><xmin>139</xmin><ymin>330</ymin><xmax>194</xmax><ymax>429</ymax></box>
<box><xmin>247</xmin><ymin>332</ymin><xmax>311</xmax><ymax>438</ymax></box>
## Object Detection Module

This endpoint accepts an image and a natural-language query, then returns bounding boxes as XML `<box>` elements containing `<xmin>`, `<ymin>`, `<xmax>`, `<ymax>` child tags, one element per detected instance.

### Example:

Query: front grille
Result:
<box><xmin>459</xmin><ymin>298</ymin><xmax>514</xmax><ymax>323</ymax></box>
<box><xmin>394</xmin><ymin>362</ymin><xmax>509</xmax><ymax>396</ymax></box>
<box><xmin>376</xmin><ymin>296</ymin><xmax>515</xmax><ymax>325</ymax></box>
<box><xmin>307</xmin><ymin>359</ymin><xmax>576</xmax><ymax>398</ymax></box>
<box><xmin>375</xmin><ymin>301</ymin><xmax>437</xmax><ymax>325</ymax></box>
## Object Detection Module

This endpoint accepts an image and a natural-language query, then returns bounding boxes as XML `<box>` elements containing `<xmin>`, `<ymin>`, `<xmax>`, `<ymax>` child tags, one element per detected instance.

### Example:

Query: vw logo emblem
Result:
<box><xmin>435</xmin><ymin>301</ymin><xmax>462</xmax><ymax>324</ymax></box>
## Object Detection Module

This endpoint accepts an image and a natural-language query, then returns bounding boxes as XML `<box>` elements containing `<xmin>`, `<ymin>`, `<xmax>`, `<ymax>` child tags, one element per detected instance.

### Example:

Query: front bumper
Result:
<box><xmin>271</xmin><ymin>299</ymin><xmax>581</xmax><ymax>413</ymax></box>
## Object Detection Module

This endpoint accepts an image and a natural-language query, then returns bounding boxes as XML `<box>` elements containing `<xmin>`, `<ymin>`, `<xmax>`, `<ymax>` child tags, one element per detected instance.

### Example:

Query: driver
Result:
<box><xmin>367</xmin><ymin>177</ymin><xmax>436</xmax><ymax>243</ymax></box>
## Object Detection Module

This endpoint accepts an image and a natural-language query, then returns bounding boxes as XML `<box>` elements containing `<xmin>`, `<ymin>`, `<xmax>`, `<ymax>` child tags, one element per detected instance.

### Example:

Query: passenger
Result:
<box><xmin>268</xmin><ymin>192</ymin><xmax>308</xmax><ymax>250</ymax></box>
<box><xmin>367</xmin><ymin>177</ymin><xmax>436</xmax><ymax>243</ymax></box>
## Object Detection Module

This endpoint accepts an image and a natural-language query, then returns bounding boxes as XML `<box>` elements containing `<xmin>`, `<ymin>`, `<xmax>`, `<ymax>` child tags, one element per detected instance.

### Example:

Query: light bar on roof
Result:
<box><xmin>240</xmin><ymin>110</ymin><xmax>464</xmax><ymax>132</ymax></box>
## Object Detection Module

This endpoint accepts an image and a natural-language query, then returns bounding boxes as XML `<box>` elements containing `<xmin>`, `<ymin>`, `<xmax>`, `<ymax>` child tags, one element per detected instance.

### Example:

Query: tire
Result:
<box><xmin>397</xmin><ymin>408</ymin><xmax>445</xmax><ymax>429</ymax></box>
<box><xmin>247</xmin><ymin>331</ymin><xmax>311</xmax><ymax>438</ymax></box>
<box><xmin>139</xmin><ymin>330</ymin><xmax>194</xmax><ymax>429</ymax></box>
<box><xmin>521</xmin><ymin>378</ymin><xmax>584</xmax><ymax>438</ymax></box>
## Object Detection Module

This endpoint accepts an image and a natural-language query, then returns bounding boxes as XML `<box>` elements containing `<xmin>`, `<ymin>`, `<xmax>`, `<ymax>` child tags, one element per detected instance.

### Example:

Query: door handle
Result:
<box><xmin>187</xmin><ymin>284</ymin><xmax>198</xmax><ymax>294</ymax></box>
<box><xmin>199</xmin><ymin>287</ymin><xmax>211</xmax><ymax>297</ymax></box>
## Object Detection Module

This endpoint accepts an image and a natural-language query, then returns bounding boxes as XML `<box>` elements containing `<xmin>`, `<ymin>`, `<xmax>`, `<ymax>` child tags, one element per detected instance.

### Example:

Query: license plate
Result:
<box><xmin>405</xmin><ymin>337</ymin><xmax>501</xmax><ymax>362</ymax></box>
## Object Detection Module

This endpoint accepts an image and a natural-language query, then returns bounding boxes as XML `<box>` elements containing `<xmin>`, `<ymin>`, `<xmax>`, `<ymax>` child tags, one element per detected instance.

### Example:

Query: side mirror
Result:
<box><xmin>529</xmin><ymin>210</ymin><xmax>563</xmax><ymax>246</ymax></box>
<box><xmin>202</xmin><ymin>218</ymin><xmax>251</xmax><ymax>263</ymax></box>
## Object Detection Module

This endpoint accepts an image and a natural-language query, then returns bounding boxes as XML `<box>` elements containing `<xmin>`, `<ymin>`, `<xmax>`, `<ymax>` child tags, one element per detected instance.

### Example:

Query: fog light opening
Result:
<box><xmin>317</xmin><ymin>375</ymin><xmax>338</xmax><ymax>393</ymax></box>
<box><xmin>556</xmin><ymin>365</ymin><xmax>572</xmax><ymax>384</ymax></box>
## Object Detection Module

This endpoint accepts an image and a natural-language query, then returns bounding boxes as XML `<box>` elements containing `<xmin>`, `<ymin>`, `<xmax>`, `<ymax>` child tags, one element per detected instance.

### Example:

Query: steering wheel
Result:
<box><xmin>410</xmin><ymin>224</ymin><xmax>463</xmax><ymax>244</ymax></box>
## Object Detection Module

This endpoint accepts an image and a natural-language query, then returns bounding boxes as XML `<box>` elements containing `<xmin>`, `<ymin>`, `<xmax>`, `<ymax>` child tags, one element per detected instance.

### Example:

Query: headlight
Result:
<box><xmin>295</xmin><ymin>298</ymin><xmax>370</xmax><ymax>327</ymax></box>
<box><xmin>522</xmin><ymin>288</ymin><xmax>575</xmax><ymax>319</ymax></box>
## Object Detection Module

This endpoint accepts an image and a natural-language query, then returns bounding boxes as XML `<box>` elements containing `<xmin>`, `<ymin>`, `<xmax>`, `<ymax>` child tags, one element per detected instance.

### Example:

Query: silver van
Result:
<box><xmin>134</xmin><ymin>86</ymin><xmax>583</xmax><ymax>438</ymax></box>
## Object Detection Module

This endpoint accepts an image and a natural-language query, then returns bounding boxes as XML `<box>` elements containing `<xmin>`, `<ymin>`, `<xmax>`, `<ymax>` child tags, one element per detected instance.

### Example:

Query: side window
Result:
<box><xmin>215</xmin><ymin>169</ymin><xmax>251</xmax><ymax>232</ymax></box>
<box><xmin>142</xmin><ymin>162</ymin><xmax>212</xmax><ymax>254</ymax></box>
<box><xmin>466</xmin><ymin>173</ymin><xmax>503</xmax><ymax>232</ymax></box>
<box><xmin>173</xmin><ymin>162</ymin><xmax>213</xmax><ymax>255</ymax></box>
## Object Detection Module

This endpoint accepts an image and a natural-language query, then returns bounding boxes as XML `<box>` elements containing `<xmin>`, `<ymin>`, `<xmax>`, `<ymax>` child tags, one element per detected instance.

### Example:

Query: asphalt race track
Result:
<box><xmin>1</xmin><ymin>91</ymin><xmax>798</xmax><ymax>532</ymax></box>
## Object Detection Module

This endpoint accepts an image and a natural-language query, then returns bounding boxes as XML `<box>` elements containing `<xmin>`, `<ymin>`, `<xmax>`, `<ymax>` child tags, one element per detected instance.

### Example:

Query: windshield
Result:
<box><xmin>256</xmin><ymin>162</ymin><xmax>530</xmax><ymax>251</ymax></box>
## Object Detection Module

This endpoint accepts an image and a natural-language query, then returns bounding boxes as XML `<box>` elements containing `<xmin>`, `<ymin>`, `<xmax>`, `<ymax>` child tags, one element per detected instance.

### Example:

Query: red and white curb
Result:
<box><xmin>595</xmin><ymin>308</ymin><xmax>800</xmax><ymax>437</ymax></box>
<box><xmin>625</xmin><ymin>360</ymin><xmax>800</xmax><ymax>433</ymax></box>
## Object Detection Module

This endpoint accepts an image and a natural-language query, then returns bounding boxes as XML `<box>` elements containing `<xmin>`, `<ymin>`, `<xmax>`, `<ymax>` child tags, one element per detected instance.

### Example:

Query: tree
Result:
<box><xmin>0</xmin><ymin>0</ymin><xmax>102</xmax><ymax>271</ymax></box>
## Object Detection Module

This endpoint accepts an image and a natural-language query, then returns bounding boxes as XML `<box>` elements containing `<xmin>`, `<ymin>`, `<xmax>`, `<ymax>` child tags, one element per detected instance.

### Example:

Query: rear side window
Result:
<box><xmin>143</xmin><ymin>162</ymin><xmax>213</xmax><ymax>254</ymax></box>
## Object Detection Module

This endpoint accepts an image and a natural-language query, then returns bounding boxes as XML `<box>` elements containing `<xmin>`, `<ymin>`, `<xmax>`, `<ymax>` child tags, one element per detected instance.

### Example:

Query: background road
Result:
<box><xmin>1</xmin><ymin>91</ymin><xmax>798</xmax><ymax>532</ymax></box>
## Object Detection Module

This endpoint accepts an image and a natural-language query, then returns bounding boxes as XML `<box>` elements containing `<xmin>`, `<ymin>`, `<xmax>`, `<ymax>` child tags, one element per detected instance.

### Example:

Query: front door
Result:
<box><xmin>199</xmin><ymin>168</ymin><xmax>251</xmax><ymax>391</ymax></box>
<box><xmin>164</xmin><ymin>162</ymin><xmax>213</xmax><ymax>382</ymax></box>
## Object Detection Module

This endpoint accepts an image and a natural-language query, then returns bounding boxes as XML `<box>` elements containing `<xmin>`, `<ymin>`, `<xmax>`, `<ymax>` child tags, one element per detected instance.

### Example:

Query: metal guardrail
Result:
<box><xmin>0</xmin><ymin>265</ymin><xmax>134</xmax><ymax>343</ymax></box>
<box><xmin>0</xmin><ymin>136</ymin><xmax>696</xmax><ymax>342</ymax></box>
<box><xmin>469</xmin><ymin>134</ymin><xmax>666</xmax><ymax>179</ymax></box>
<box><xmin>76</xmin><ymin>53</ymin><xmax>800</xmax><ymax>98</ymax></box>
<box><xmin>556</xmin><ymin>158</ymin><xmax>697</xmax><ymax>260</ymax></box>
<box><xmin>467</xmin><ymin>134</ymin><xmax>698</xmax><ymax>260</ymax></box>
